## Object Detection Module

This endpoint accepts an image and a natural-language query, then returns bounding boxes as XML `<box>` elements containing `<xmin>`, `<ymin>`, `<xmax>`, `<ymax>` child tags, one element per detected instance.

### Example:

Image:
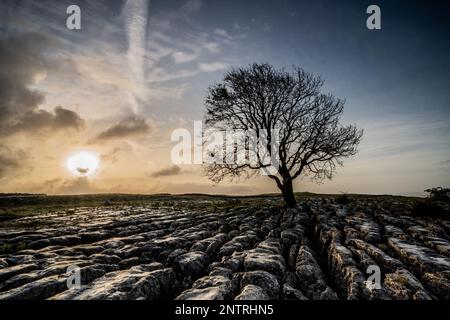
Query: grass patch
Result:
<box><xmin>335</xmin><ymin>193</ymin><xmax>353</xmax><ymax>205</ymax></box>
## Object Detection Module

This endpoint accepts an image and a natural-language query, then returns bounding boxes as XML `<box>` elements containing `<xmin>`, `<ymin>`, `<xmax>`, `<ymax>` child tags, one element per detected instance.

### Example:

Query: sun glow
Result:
<box><xmin>66</xmin><ymin>151</ymin><xmax>100</xmax><ymax>177</ymax></box>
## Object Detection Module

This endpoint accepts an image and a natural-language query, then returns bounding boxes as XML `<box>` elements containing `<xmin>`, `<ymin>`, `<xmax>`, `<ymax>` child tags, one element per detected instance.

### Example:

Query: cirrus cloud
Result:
<box><xmin>198</xmin><ymin>62</ymin><xmax>228</xmax><ymax>72</ymax></box>
<box><xmin>92</xmin><ymin>115</ymin><xmax>151</xmax><ymax>142</ymax></box>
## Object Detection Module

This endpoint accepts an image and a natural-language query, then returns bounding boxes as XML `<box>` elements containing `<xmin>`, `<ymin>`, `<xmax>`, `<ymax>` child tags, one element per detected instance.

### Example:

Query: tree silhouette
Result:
<box><xmin>203</xmin><ymin>63</ymin><xmax>363</xmax><ymax>207</ymax></box>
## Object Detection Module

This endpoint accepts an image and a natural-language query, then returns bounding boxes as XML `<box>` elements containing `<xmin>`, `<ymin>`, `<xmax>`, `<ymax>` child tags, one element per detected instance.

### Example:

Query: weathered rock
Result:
<box><xmin>27</xmin><ymin>239</ymin><xmax>51</xmax><ymax>250</ymax></box>
<box><xmin>235</xmin><ymin>285</ymin><xmax>270</xmax><ymax>300</ymax></box>
<box><xmin>295</xmin><ymin>245</ymin><xmax>338</xmax><ymax>300</ymax></box>
<box><xmin>256</xmin><ymin>239</ymin><xmax>282</xmax><ymax>255</ymax></box>
<box><xmin>119</xmin><ymin>257</ymin><xmax>140</xmax><ymax>269</ymax></box>
<box><xmin>165</xmin><ymin>248</ymin><xmax>188</xmax><ymax>265</ymax></box>
<box><xmin>0</xmin><ymin>258</ymin><xmax>9</xmax><ymax>268</ymax></box>
<box><xmin>0</xmin><ymin>264</ymin><xmax>39</xmax><ymax>283</ymax></box>
<box><xmin>340</xmin><ymin>265</ymin><xmax>370</xmax><ymax>300</ymax></box>
<box><xmin>328</xmin><ymin>241</ymin><xmax>355</xmax><ymax>275</ymax></box>
<box><xmin>173</xmin><ymin>251</ymin><xmax>209</xmax><ymax>281</ymax></box>
<box><xmin>51</xmin><ymin>264</ymin><xmax>169</xmax><ymax>300</ymax></box>
<box><xmin>205</xmin><ymin>234</ymin><xmax>230</xmax><ymax>258</ymax></box>
<box><xmin>240</xmin><ymin>271</ymin><xmax>280</xmax><ymax>299</ymax></box>
<box><xmin>0</xmin><ymin>260</ymin><xmax>90</xmax><ymax>292</ymax></box>
<box><xmin>345</xmin><ymin>213</ymin><xmax>381</xmax><ymax>243</ymax></box>
<box><xmin>217</xmin><ymin>231</ymin><xmax>260</xmax><ymax>258</ymax></box>
<box><xmin>0</xmin><ymin>197</ymin><xmax>448</xmax><ymax>301</ymax></box>
<box><xmin>244</xmin><ymin>251</ymin><xmax>286</xmax><ymax>281</ymax></box>
<box><xmin>209</xmin><ymin>267</ymin><xmax>233</xmax><ymax>278</ymax></box>
<box><xmin>282</xmin><ymin>283</ymin><xmax>308</xmax><ymax>300</ymax></box>
<box><xmin>384</xmin><ymin>225</ymin><xmax>408</xmax><ymax>239</ymax></box>
<box><xmin>175</xmin><ymin>286</ymin><xmax>233</xmax><ymax>300</ymax></box>
<box><xmin>421</xmin><ymin>271</ymin><xmax>450</xmax><ymax>300</ymax></box>
<box><xmin>90</xmin><ymin>254</ymin><xmax>122</xmax><ymax>265</ymax></box>
<box><xmin>191</xmin><ymin>275</ymin><xmax>238</xmax><ymax>298</ymax></box>
<box><xmin>0</xmin><ymin>274</ymin><xmax>68</xmax><ymax>300</ymax></box>
<box><xmin>220</xmin><ymin>251</ymin><xmax>246</xmax><ymax>272</ymax></box>
<box><xmin>384</xmin><ymin>269</ymin><xmax>432</xmax><ymax>300</ymax></box>
<box><xmin>190</xmin><ymin>233</ymin><xmax>228</xmax><ymax>254</ymax></box>
<box><xmin>349</xmin><ymin>239</ymin><xmax>403</xmax><ymax>273</ymax></box>
<box><xmin>387</xmin><ymin>238</ymin><xmax>450</xmax><ymax>274</ymax></box>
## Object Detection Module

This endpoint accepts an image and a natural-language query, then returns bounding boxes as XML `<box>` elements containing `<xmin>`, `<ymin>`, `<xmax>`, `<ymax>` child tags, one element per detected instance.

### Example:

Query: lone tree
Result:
<box><xmin>204</xmin><ymin>63</ymin><xmax>363</xmax><ymax>207</ymax></box>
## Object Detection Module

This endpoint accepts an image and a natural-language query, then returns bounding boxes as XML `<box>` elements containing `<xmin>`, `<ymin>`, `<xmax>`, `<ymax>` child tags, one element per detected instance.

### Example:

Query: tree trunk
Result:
<box><xmin>281</xmin><ymin>179</ymin><xmax>297</xmax><ymax>208</ymax></box>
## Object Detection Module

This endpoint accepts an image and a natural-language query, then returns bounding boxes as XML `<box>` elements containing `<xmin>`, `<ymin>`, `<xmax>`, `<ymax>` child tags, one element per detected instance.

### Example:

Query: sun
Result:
<box><xmin>66</xmin><ymin>151</ymin><xmax>100</xmax><ymax>177</ymax></box>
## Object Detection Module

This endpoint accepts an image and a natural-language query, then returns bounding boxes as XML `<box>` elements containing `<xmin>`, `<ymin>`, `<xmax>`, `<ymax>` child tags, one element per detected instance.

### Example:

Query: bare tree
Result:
<box><xmin>203</xmin><ymin>63</ymin><xmax>363</xmax><ymax>207</ymax></box>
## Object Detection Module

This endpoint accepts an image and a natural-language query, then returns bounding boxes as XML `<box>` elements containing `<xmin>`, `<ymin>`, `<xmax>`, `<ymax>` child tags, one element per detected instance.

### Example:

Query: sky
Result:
<box><xmin>0</xmin><ymin>0</ymin><xmax>449</xmax><ymax>196</ymax></box>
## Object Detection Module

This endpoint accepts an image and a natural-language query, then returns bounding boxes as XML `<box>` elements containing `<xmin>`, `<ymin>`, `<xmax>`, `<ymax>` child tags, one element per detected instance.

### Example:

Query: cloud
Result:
<box><xmin>100</xmin><ymin>147</ymin><xmax>122</xmax><ymax>163</ymax></box>
<box><xmin>213</xmin><ymin>27</ymin><xmax>247</xmax><ymax>42</ymax></box>
<box><xmin>0</xmin><ymin>32</ymin><xmax>84</xmax><ymax>135</ymax></box>
<box><xmin>438</xmin><ymin>159</ymin><xmax>450</xmax><ymax>173</ymax></box>
<box><xmin>0</xmin><ymin>145</ymin><xmax>27</xmax><ymax>178</ymax></box>
<box><xmin>262</xmin><ymin>23</ymin><xmax>272</xmax><ymax>32</ymax></box>
<box><xmin>0</xmin><ymin>32</ymin><xmax>49</xmax><ymax>118</ymax></box>
<box><xmin>182</xmin><ymin>0</ymin><xmax>203</xmax><ymax>13</ymax></box>
<box><xmin>0</xmin><ymin>154</ymin><xmax>19</xmax><ymax>178</ymax></box>
<box><xmin>198</xmin><ymin>62</ymin><xmax>228</xmax><ymax>72</ymax></box>
<box><xmin>203</xmin><ymin>42</ymin><xmax>220</xmax><ymax>53</ymax></box>
<box><xmin>123</xmin><ymin>0</ymin><xmax>149</xmax><ymax>112</ymax></box>
<box><xmin>233</xmin><ymin>23</ymin><xmax>249</xmax><ymax>31</ymax></box>
<box><xmin>172</xmin><ymin>51</ymin><xmax>198</xmax><ymax>64</ymax></box>
<box><xmin>55</xmin><ymin>177</ymin><xmax>98</xmax><ymax>195</ymax></box>
<box><xmin>8</xmin><ymin>106</ymin><xmax>84</xmax><ymax>134</ymax></box>
<box><xmin>51</xmin><ymin>107</ymin><xmax>85</xmax><ymax>129</ymax></box>
<box><xmin>151</xmin><ymin>165</ymin><xmax>181</xmax><ymax>177</ymax></box>
<box><xmin>93</xmin><ymin>115</ymin><xmax>150</xmax><ymax>141</ymax></box>
<box><xmin>42</xmin><ymin>178</ymin><xmax>62</xmax><ymax>191</ymax></box>
<box><xmin>214</xmin><ymin>29</ymin><xmax>230</xmax><ymax>38</ymax></box>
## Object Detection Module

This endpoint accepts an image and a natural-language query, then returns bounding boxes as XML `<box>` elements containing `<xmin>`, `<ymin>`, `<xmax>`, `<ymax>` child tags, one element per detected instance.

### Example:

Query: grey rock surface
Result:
<box><xmin>0</xmin><ymin>198</ymin><xmax>448</xmax><ymax>300</ymax></box>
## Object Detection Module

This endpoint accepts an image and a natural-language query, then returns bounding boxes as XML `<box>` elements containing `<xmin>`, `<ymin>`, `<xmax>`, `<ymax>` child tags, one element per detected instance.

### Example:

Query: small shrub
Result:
<box><xmin>226</xmin><ymin>199</ymin><xmax>242</xmax><ymax>206</ymax></box>
<box><xmin>336</xmin><ymin>193</ymin><xmax>352</xmax><ymax>205</ymax></box>
<box><xmin>425</xmin><ymin>187</ymin><xmax>450</xmax><ymax>202</ymax></box>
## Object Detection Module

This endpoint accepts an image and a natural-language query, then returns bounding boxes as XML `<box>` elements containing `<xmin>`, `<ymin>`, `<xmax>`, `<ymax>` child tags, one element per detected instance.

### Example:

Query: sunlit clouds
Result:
<box><xmin>0</xmin><ymin>0</ymin><xmax>448</xmax><ymax>196</ymax></box>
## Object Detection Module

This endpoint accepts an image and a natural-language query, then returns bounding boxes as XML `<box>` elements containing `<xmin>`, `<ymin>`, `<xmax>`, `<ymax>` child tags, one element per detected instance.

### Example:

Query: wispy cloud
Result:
<box><xmin>0</xmin><ymin>145</ymin><xmax>26</xmax><ymax>179</ymax></box>
<box><xmin>123</xmin><ymin>0</ymin><xmax>149</xmax><ymax>113</ymax></box>
<box><xmin>199</xmin><ymin>62</ymin><xmax>228</xmax><ymax>72</ymax></box>
<box><xmin>214</xmin><ymin>29</ymin><xmax>230</xmax><ymax>38</ymax></box>
<box><xmin>91</xmin><ymin>115</ymin><xmax>150</xmax><ymax>143</ymax></box>
<box><xmin>358</xmin><ymin>117</ymin><xmax>449</xmax><ymax>160</ymax></box>
<box><xmin>172</xmin><ymin>51</ymin><xmax>198</xmax><ymax>64</ymax></box>
<box><xmin>182</xmin><ymin>0</ymin><xmax>203</xmax><ymax>14</ymax></box>
<box><xmin>151</xmin><ymin>165</ymin><xmax>181</xmax><ymax>177</ymax></box>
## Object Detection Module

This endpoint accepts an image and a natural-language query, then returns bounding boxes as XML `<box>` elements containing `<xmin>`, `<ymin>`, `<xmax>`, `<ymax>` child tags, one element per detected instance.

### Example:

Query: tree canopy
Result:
<box><xmin>203</xmin><ymin>63</ymin><xmax>363</xmax><ymax>207</ymax></box>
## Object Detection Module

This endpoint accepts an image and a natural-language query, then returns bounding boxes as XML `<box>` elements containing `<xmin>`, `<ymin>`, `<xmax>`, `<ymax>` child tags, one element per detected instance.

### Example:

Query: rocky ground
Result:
<box><xmin>0</xmin><ymin>197</ymin><xmax>449</xmax><ymax>300</ymax></box>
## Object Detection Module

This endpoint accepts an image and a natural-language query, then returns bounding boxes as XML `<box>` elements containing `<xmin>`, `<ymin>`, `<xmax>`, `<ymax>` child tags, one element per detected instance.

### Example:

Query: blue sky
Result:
<box><xmin>0</xmin><ymin>0</ymin><xmax>449</xmax><ymax>195</ymax></box>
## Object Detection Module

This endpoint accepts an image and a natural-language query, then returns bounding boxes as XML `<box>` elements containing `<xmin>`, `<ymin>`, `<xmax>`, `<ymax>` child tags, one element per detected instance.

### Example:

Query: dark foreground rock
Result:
<box><xmin>0</xmin><ymin>198</ymin><xmax>449</xmax><ymax>300</ymax></box>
